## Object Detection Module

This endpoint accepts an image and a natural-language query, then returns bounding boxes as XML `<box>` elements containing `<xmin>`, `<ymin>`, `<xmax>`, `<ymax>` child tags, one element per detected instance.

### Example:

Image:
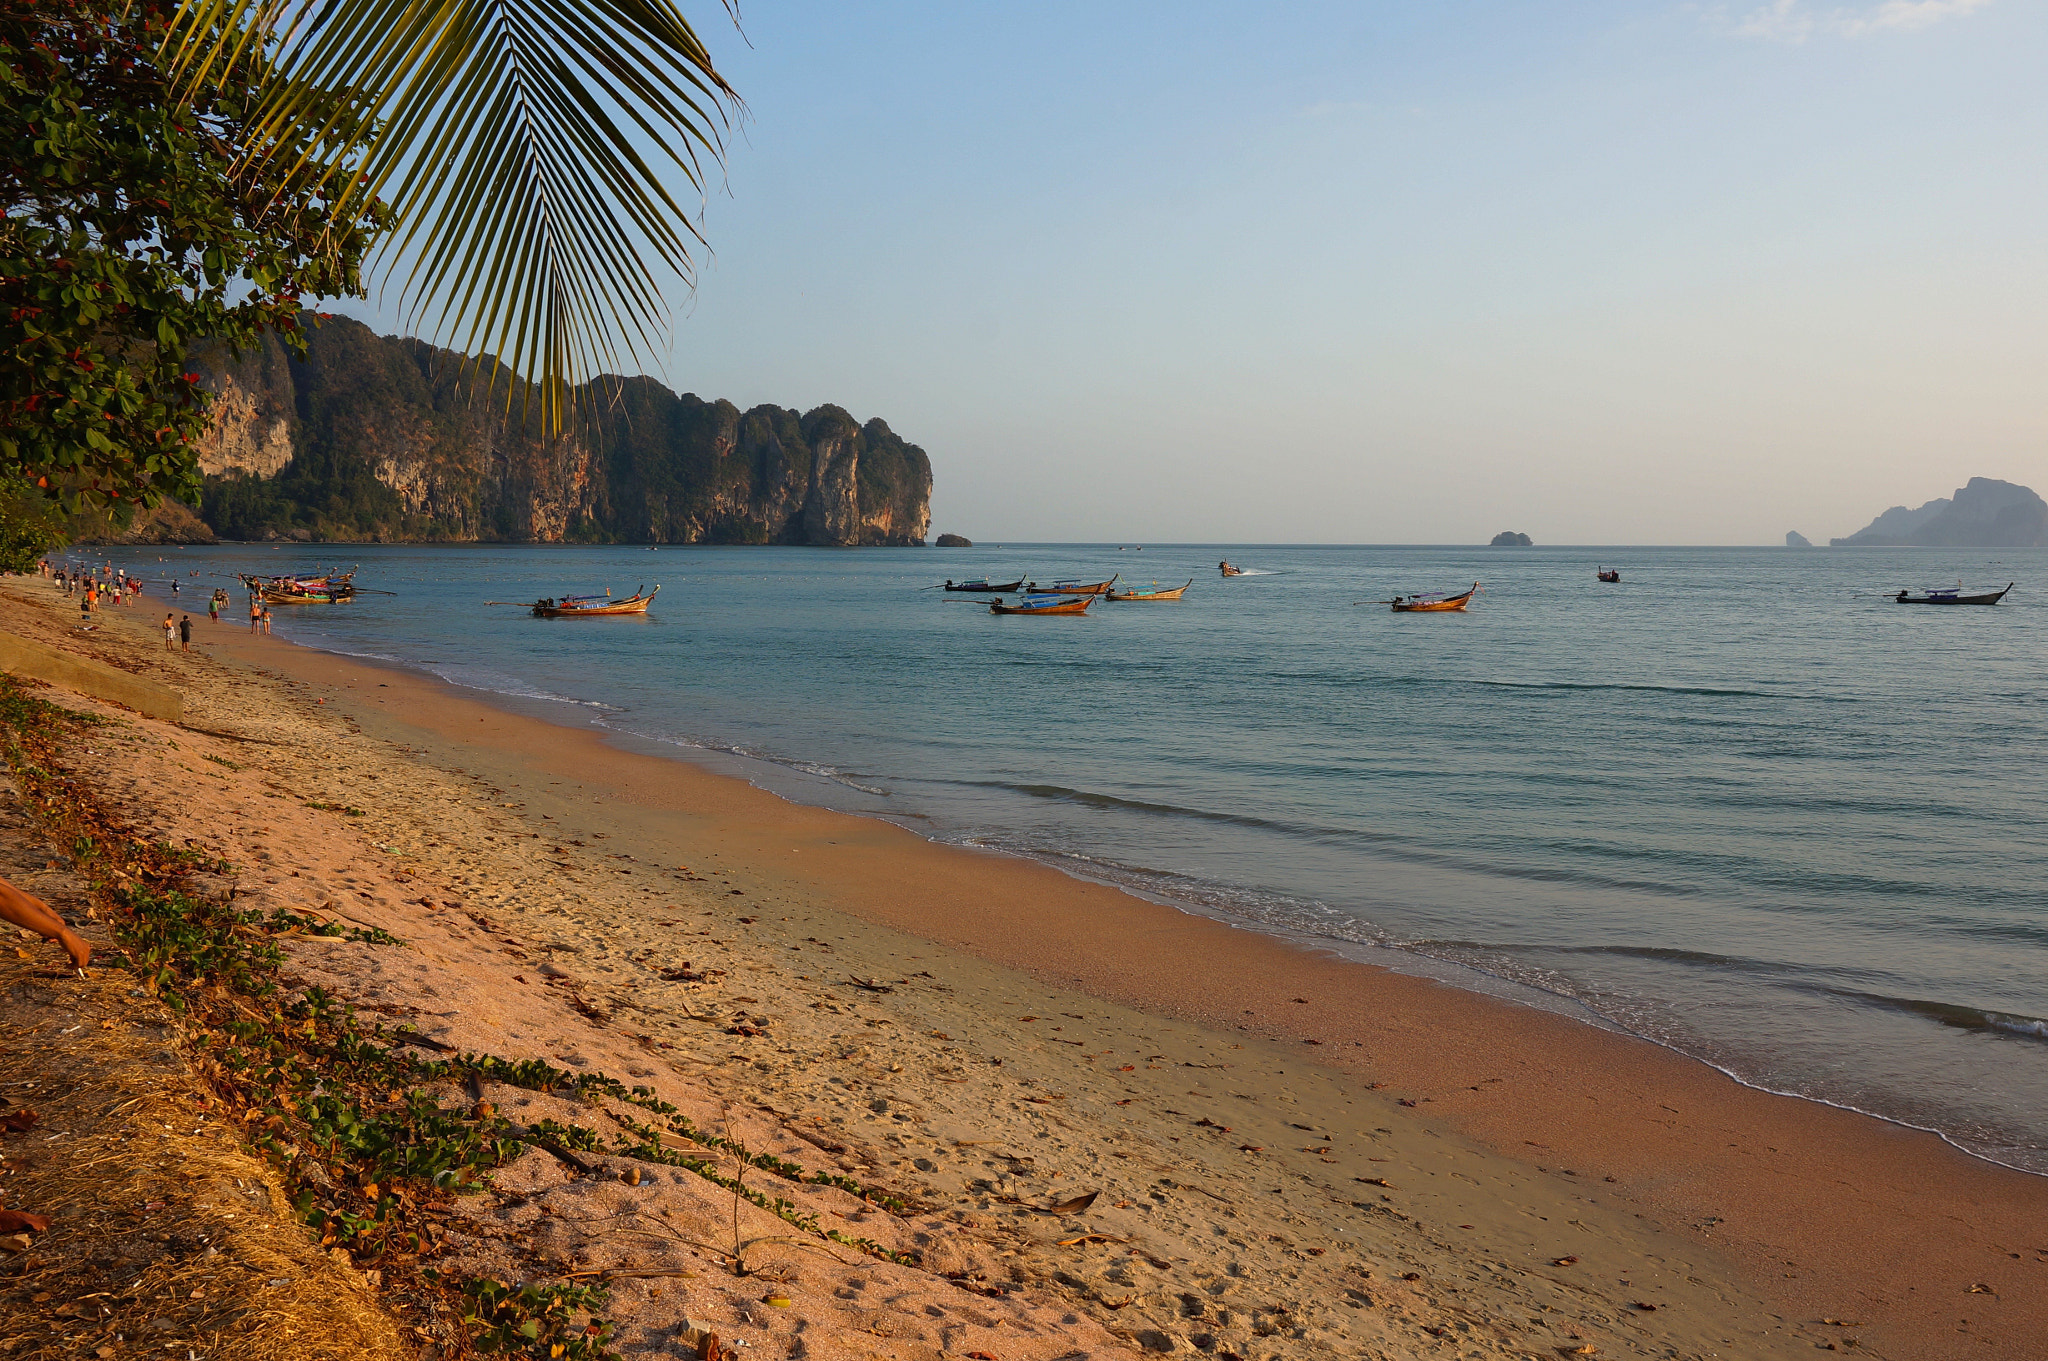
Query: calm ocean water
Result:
<box><xmin>88</xmin><ymin>542</ymin><xmax>2048</xmax><ymax>1174</ymax></box>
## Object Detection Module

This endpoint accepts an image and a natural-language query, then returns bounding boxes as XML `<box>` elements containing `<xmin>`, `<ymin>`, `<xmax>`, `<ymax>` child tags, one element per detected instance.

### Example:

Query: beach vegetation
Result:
<box><xmin>0</xmin><ymin>472</ymin><xmax>68</xmax><ymax>570</ymax></box>
<box><xmin>0</xmin><ymin>0</ymin><xmax>382</xmax><ymax>520</ymax></box>
<box><xmin>0</xmin><ymin>672</ymin><xmax>923</xmax><ymax>1358</ymax></box>
<box><xmin>461</xmin><ymin>1278</ymin><xmax>616</xmax><ymax>1360</ymax></box>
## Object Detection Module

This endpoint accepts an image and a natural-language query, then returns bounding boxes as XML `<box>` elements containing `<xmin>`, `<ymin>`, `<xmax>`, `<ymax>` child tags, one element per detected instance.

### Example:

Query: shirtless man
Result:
<box><xmin>0</xmin><ymin>875</ymin><xmax>90</xmax><ymax>972</ymax></box>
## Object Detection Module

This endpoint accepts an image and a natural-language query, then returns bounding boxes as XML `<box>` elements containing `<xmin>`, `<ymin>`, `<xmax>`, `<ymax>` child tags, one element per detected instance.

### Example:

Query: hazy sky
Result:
<box><xmin>334</xmin><ymin>0</ymin><xmax>2048</xmax><ymax>544</ymax></box>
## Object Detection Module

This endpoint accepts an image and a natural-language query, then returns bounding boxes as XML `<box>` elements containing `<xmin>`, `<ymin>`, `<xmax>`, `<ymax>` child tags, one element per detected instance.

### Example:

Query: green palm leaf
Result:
<box><xmin>160</xmin><ymin>0</ymin><xmax>738</xmax><ymax>430</ymax></box>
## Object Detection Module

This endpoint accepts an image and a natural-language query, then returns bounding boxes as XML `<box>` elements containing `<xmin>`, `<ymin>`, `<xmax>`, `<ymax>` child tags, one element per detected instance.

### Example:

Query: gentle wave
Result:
<box><xmin>1474</xmin><ymin>679</ymin><xmax>1776</xmax><ymax>698</ymax></box>
<box><xmin>960</xmin><ymin>780</ymin><xmax>1334</xmax><ymax>837</ymax></box>
<box><xmin>276</xmin><ymin>634</ymin><xmax>628</xmax><ymax>711</ymax></box>
<box><xmin>1831</xmin><ymin>990</ymin><xmax>2048</xmax><ymax>1043</ymax></box>
<box><xmin>958</xmin><ymin>780</ymin><xmax>1703</xmax><ymax>897</ymax></box>
<box><xmin>601</xmin><ymin>720</ymin><xmax>891</xmax><ymax>797</ymax></box>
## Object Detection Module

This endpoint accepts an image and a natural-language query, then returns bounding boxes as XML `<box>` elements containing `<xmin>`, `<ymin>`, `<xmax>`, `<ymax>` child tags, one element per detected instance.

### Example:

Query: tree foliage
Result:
<box><xmin>0</xmin><ymin>0</ymin><xmax>383</xmax><ymax>518</ymax></box>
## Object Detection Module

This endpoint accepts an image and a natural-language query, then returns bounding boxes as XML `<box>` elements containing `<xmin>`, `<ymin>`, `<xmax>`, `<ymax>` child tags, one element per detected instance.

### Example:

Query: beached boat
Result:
<box><xmin>488</xmin><ymin>585</ymin><xmax>661</xmax><ymax>617</ymax></box>
<box><xmin>941</xmin><ymin>578</ymin><xmax>1025</xmax><ymax>593</ymax></box>
<box><xmin>1106</xmin><ymin>579</ymin><xmax>1193</xmax><ymax>601</ymax></box>
<box><xmin>260</xmin><ymin>586</ymin><xmax>352</xmax><ymax>604</ymax></box>
<box><xmin>1023</xmin><ymin>576</ymin><xmax>1118</xmax><ymax>595</ymax></box>
<box><xmin>246</xmin><ymin>569</ymin><xmax>358</xmax><ymax>604</ymax></box>
<box><xmin>1893</xmin><ymin>583</ymin><xmax>2012</xmax><ymax>605</ymax></box>
<box><xmin>1597</xmin><ymin>568</ymin><xmax>1621</xmax><ymax>583</ymax></box>
<box><xmin>990</xmin><ymin>593</ymin><xmax>1094</xmax><ymax>615</ymax></box>
<box><xmin>1388</xmin><ymin>583</ymin><xmax>1479</xmax><ymax>613</ymax></box>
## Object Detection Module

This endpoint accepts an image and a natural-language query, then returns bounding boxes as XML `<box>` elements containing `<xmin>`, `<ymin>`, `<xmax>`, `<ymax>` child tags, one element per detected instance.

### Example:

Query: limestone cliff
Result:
<box><xmin>1831</xmin><ymin>477</ymin><xmax>2048</xmax><ymax>547</ymax></box>
<box><xmin>193</xmin><ymin>319</ymin><xmax>932</xmax><ymax>546</ymax></box>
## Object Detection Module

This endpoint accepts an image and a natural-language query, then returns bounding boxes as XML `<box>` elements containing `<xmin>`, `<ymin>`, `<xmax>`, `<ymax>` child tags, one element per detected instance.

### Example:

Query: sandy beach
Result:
<box><xmin>5</xmin><ymin>572</ymin><xmax>2045</xmax><ymax>1360</ymax></box>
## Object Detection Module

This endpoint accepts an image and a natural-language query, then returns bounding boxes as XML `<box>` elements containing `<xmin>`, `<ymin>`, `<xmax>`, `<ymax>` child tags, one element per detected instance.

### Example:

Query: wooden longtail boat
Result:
<box><xmin>1893</xmin><ymin>583</ymin><xmax>2012</xmax><ymax>605</ymax></box>
<box><xmin>1597</xmin><ymin>568</ymin><xmax>1621</xmax><ymax>583</ymax></box>
<box><xmin>1219</xmin><ymin>561</ymin><xmax>1245</xmax><ymax>576</ymax></box>
<box><xmin>246</xmin><ymin>568</ymin><xmax>358</xmax><ymax>604</ymax></box>
<box><xmin>989</xmin><ymin>594</ymin><xmax>1094</xmax><ymax>615</ymax></box>
<box><xmin>260</xmin><ymin>587</ymin><xmax>351</xmax><ymax>604</ymax></box>
<box><xmin>1388</xmin><ymin>583</ymin><xmax>1479</xmax><ymax>613</ymax></box>
<box><xmin>1106</xmin><ymin>578</ymin><xmax>1193</xmax><ymax>601</ymax></box>
<box><xmin>1023</xmin><ymin>575</ymin><xmax>1118</xmax><ymax>595</ymax></box>
<box><xmin>942</xmin><ymin>578</ymin><xmax>1025</xmax><ymax>592</ymax></box>
<box><xmin>487</xmin><ymin>585</ymin><xmax>661</xmax><ymax>617</ymax></box>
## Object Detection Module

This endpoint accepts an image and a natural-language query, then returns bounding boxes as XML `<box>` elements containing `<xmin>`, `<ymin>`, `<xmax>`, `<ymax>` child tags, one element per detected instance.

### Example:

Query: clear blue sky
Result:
<box><xmin>334</xmin><ymin>0</ymin><xmax>2048</xmax><ymax>544</ymax></box>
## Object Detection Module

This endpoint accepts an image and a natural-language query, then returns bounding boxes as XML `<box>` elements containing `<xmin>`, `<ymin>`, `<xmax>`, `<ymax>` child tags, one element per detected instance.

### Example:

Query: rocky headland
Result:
<box><xmin>148</xmin><ymin>319</ymin><xmax>935</xmax><ymax>546</ymax></box>
<box><xmin>1831</xmin><ymin>477</ymin><xmax>2047</xmax><ymax>547</ymax></box>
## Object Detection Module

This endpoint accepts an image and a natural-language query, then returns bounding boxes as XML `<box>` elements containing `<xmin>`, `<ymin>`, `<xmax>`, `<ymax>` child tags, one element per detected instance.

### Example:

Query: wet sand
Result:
<box><xmin>9</xmin><ymin>573</ymin><xmax>2046</xmax><ymax>1358</ymax></box>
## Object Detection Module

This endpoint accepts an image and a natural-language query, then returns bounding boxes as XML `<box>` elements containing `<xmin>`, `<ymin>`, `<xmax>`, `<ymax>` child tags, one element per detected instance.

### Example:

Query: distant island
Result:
<box><xmin>1785</xmin><ymin>531</ymin><xmax>1813</xmax><ymax>548</ymax></box>
<box><xmin>1831</xmin><ymin>477</ymin><xmax>2048</xmax><ymax>547</ymax></box>
<box><xmin>935</xmin><ymin>533</ymin><xmax>973</xmax><ymax>547</ymax></box>
<box><xmin>82</xmin><ymin>317</ymin><xmax>935</xmax><ymax>547</ymax></box>
<box><xmin>1490</xmin><ymin>531</ymin><xmax>1533</xmax><ymax>547</ymax></box>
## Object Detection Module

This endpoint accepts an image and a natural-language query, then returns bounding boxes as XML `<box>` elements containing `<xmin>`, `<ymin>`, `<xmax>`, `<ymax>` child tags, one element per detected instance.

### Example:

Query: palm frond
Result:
<box><xmin>162</xmin><ymin>0</ymin><xmax>739</xmax><ymax>430</ymax></box>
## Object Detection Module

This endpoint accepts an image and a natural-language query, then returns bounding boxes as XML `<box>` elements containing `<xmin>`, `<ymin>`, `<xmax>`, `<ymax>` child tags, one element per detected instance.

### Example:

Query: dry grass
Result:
<box><xmin>0</xmin><ymin>791</ymin><xmax>408</xmax><ymax>1360</ymax></box>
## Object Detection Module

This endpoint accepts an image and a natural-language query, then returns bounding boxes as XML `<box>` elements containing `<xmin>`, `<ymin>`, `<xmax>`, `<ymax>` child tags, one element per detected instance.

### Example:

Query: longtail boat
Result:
<box><xmin>942</xmin><ymin>577</ymin><xmax>1025</xmax><ymax>592</ymax></box>
<box><xmin>1023</xmin><ymin>575</ymin><xmax>1117</xmax><ymax>595</ymax></box>
<box><xmin>1893</xmin><ymin>582</ymin><xmax>2012</xmax><ymax>605</ymax></box>
<box><xmin>244</xmin><ymin>568</ymin><xmax>358</xmax><ymax>604</ymax></box>
<box><xmin>487</xmin><ymin>584</ymin><xmax>661</xmax><ymax>617</ymax></box>
<box><xmin>1597</xmin><ymin>567</ymin><xmax>1621</xmax><ymax>583</ymax></box>
<box><xmin>1388</xmin><ymin>583</ymin><xmax>1479</xmax><ymax>613</ymax></box>
<box><xmin>990</xmin><ymin>593</ymin><xmax>1094</xmax><ymax>615</ymax></box>
<box><xmin>1106</xmin><ymin>578</ymin><xmax>1193</xmax><ymax>601</ymax></box>
<box><xmin>1219</xmin><ymin>561</ymin><xmax>1245</xmax><ymax>576</ymax></box>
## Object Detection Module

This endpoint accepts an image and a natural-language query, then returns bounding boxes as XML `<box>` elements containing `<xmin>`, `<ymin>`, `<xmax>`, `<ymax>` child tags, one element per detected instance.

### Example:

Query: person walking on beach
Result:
<box><xmin>249</xmin><ymin>597</ymin><xmax>262</xmax><ymax>631</ymax></box>
<box><xmin>0</xmin><ymin>874</ymin><xmax>90</xmax><ymax>972</ymax></box>
<box><xmin>261</xmin><ymin>607</ymin><xmax>273</xmax><ymax>634</ymax></box>
<box><xmin>207</xmin><ymin>593</ymin><xmax>220</xmax><ymax>623</ymax></box>
<box><xmin>178</xmin><ymin>615</ymin><xmax>192</xmax><ymax>651</ymax></box>
<box><xmin>162</xmin><ymin>614</ymin><xmax>176</xmax><ymax>650</ymax></box>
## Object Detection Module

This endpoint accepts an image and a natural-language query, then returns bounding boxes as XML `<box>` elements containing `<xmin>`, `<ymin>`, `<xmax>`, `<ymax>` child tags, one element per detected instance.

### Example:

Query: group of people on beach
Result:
<box><xmin>42</xmin><ymin>560</ymin><xmax>270</xmax><ymax>635</ymax></box>
<box><xmin>46</xmin><ymin>562</ymin><xmax>143</xmax><ymax>620</ymax></box>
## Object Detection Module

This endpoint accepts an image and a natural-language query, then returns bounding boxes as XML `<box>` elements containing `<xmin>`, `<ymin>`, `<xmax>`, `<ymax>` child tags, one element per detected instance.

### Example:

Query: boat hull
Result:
<box><xmin>1390</xmin><ymin>583</ymin><xmax>1479</xmax><ymax>613</ymax></box>
<box><xmin>990</xmin><ymin>596</ymin><xmax>1094</xmax><ymax>615</ymax></box>
<box><xmin>534</xmin><ymin>600</ymin><xmax>655</xmax><ymax>617</ymax></box>
<box><xmin>1893</xmin><ymin>583</ymin><xmax>2012</xmax><ymax>605</ymax></box>
<box><xmin>260</xmin><ymin>590</ymin><xmax>352</xmax><ymax>604</ymax></box>
<box><xmin>1106</xmin><ymin>579</ymin><xmax>1193</xmax><ymax>601</ymax></box>
<box><xmin>1024</xmin><ymin>576</ymin><xmax>1117</xmax><ymax>595</ymax></box>
<box><xmin>943</xmin><ymin>578</ymin><xmax>1025</xmax><ymax>592</ymax></box>
<box><xmin>531</xmin><ymin>584</ymin><xmax>661</xmax><ymax>617</ymax></box>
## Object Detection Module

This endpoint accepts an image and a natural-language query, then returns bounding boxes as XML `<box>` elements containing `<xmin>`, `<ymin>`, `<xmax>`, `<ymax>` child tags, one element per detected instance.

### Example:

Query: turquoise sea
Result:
<box><xmin>86</xmin><ymin>542</ymin><xmax>2048</xmax><ymax>1175</ymax></box>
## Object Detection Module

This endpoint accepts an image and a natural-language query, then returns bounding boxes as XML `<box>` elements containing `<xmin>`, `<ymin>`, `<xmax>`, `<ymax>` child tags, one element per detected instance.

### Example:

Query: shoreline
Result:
<box><xmin>13</xmin><ymin>575</ymin><xmax>2048</xmax><ymax>1357</ymax></box>
<box><xmin>265</xmin><ymin>599</ymin><xmax>2045</xmax><ymax>1184</ymax></box>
